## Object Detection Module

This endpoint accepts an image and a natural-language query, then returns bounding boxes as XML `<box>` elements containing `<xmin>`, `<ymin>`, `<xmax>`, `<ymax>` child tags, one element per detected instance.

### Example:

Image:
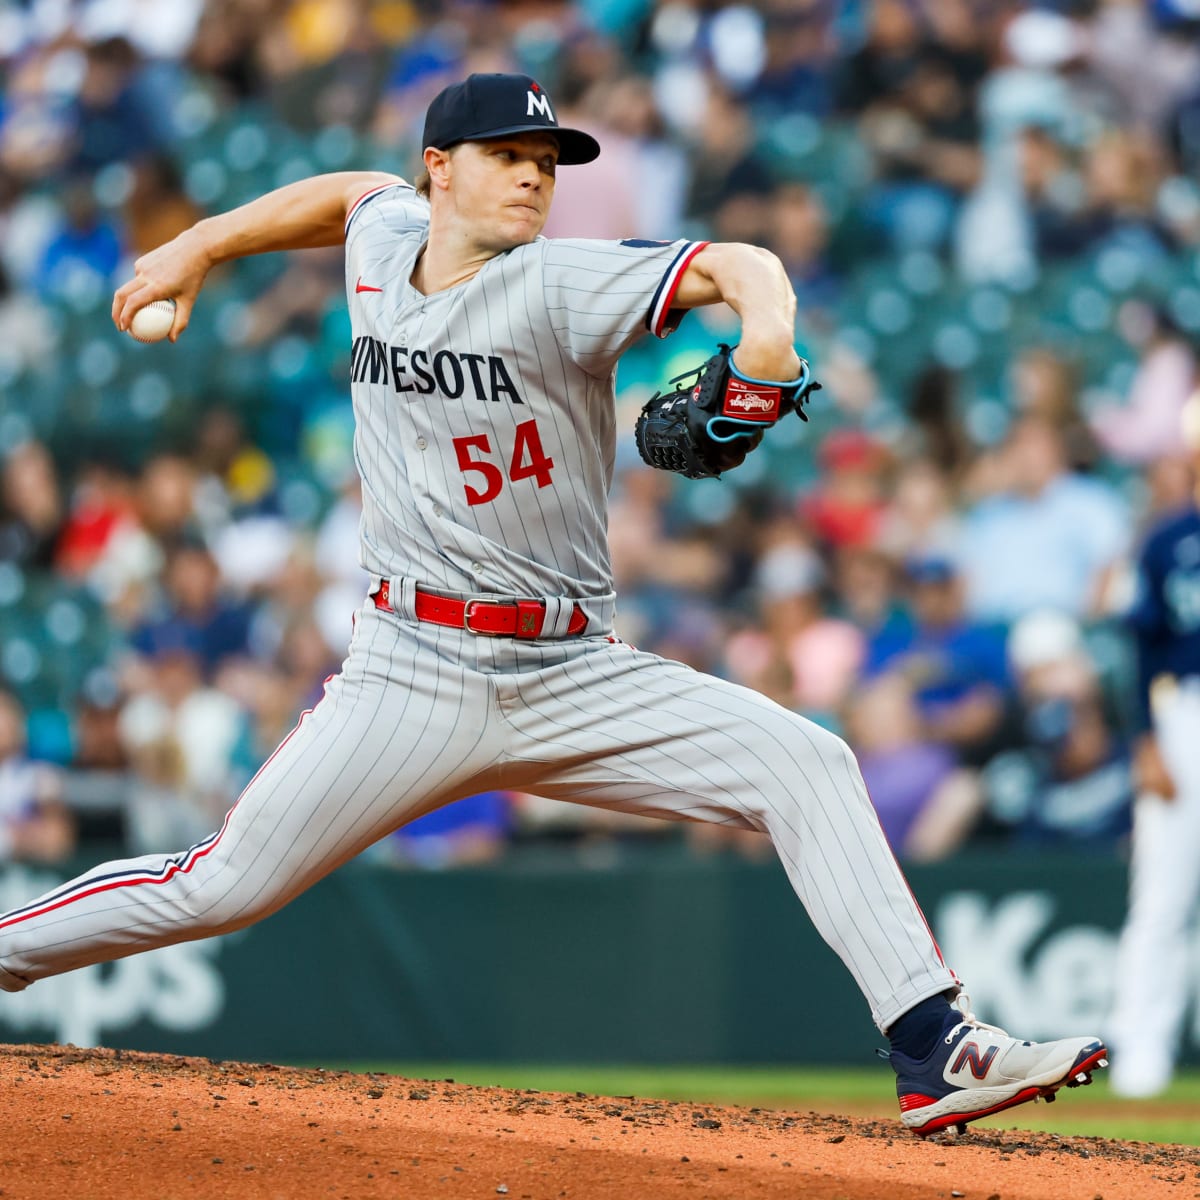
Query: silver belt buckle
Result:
<box><xmin>462</xmin><ymin>596</ymin><xmax>512</xmax><ymax>636</ymax></box>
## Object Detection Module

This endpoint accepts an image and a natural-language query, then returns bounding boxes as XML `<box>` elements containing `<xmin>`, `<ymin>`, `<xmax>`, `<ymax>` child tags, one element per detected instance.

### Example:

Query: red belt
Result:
<box><xmin>372</xmin><ymin>580</ymin><xmax>588</xmax><ymax>639</ymax></box>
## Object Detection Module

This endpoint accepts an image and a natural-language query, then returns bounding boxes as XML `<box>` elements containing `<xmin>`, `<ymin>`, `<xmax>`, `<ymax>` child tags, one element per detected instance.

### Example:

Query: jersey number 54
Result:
<box><xmin>452</xmin><ymin>419</ymin><xmax>555</xmax><ymax>506</ymax></box>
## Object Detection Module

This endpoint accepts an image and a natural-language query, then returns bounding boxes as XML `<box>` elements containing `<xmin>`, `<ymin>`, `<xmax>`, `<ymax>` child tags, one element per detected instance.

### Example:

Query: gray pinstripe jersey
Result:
<box><xmin>343</xmin><ymin>182</ymin><xmax>706</xmax><ymax>603</ymax></box>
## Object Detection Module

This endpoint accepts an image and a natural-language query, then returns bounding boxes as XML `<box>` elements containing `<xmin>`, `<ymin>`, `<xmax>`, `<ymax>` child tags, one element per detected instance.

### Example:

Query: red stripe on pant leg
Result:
<box><xmin>0</xmin><ymin>692</ymin><xmax>327</xmax><ymax>934</ymax></box>
<box><xmin>0</xmin><ymin>835</ymin><xmax>231</xmax><ymax>931</ymax></box>
<box><xmin>856</xmin><ymin>769</ymin><xmax>953</xmax><ymax>977</ymax></box>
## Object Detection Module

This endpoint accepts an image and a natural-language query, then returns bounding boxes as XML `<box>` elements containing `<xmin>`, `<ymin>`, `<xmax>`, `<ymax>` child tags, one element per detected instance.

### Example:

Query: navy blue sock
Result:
<box><xmin>887</xmin><ymin>993</ymin><xmax>954</xmax><ymax>1060</ymax></box>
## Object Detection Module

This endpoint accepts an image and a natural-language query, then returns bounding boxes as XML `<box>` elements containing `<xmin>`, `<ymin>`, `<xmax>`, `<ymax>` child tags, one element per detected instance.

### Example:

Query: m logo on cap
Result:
<box><xmin>527</xmin><ymin>89</ymin><xmax>554</xmax><ymax>121</ymax></box>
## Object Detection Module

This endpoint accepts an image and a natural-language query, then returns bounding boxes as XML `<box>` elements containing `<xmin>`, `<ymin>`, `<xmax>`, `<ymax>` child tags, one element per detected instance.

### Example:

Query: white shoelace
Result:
<box><xmin>944</xmin><ymin>991</ymin><xmax>1008</xmax><ymax>1044</ymax></box>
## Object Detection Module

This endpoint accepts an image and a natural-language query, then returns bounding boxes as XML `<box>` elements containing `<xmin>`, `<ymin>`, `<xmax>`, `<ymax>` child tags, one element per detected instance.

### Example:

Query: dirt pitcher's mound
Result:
<box><xmin>0</xmin><ymin>1044</ymin><xmax>1195</xmax><ymax>1200</ymax></box>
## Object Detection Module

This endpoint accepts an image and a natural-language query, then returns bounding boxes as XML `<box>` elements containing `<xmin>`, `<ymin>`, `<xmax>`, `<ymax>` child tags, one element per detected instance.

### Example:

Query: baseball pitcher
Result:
<box><xmin>0</xmin><ymin>74</ymin><xmax>1106</xmax><ymax>1135</ymax></box>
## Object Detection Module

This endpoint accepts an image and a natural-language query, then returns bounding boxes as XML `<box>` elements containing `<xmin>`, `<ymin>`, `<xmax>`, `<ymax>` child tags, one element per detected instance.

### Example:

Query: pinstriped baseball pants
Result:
<box><xmin>0</xmin><ymin>599</ymin><xmax>956</xmax><ymax>1031</ymax></box>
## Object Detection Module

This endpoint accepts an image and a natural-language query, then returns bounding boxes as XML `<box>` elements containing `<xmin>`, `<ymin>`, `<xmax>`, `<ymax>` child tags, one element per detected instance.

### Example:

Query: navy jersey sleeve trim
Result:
<box><xmin>344</xmin><ymin>182</ymin><xmax>413</xmax><ymax>235</ymax></box>
<box><xmin>646</xmin><ymin>240</ymin><xmax>710</xmax><ymax>338</ymax></box>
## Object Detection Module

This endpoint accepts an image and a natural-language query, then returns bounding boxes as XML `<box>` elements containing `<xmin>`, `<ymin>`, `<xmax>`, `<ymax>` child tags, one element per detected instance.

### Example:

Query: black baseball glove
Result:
<box><xmin>634</xmin><ymin>343</ymin><xmax>820</xmax><ymax>480</ymax></box>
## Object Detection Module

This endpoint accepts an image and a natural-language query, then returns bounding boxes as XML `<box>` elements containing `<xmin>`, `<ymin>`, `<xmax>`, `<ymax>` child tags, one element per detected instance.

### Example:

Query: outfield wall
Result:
<box><xmin>0</xmin><ymin>850</ymin><xmax>1195</xmax><ymax>1066</ymax></box>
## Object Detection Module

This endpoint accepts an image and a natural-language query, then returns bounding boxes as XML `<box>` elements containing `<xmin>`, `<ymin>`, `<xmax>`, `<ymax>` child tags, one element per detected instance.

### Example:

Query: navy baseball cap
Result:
<box><xmin>422</xmin><ymin>73</ymin><xmax>600</xmax><ymax>166</ymax></box>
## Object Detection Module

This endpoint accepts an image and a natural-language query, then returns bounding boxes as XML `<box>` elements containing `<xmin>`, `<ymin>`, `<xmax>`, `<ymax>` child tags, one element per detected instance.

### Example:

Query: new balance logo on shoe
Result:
<box><xmin>951</xmin><ymin>1041</ymin><xmax>998</xmax><ymax>1080</ymax></box>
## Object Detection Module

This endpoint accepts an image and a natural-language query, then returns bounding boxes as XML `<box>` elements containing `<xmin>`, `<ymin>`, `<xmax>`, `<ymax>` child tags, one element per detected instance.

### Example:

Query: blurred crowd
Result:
<box><xmin>1</xmin><ymin>0</ymin><xmax>1200</xmax><ymax>870</ymax></box>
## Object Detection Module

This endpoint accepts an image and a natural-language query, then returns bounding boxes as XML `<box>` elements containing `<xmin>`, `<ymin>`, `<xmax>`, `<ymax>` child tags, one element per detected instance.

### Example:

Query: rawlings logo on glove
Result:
<box><xmin>723</xmin><ymin>378</ymin><xmax>782</xmax><ymax>418</ymax></box>
<box><xmin>634</xmin><ymin>343</ymin><xmax>820</xmax><ymax>479</ymax></box>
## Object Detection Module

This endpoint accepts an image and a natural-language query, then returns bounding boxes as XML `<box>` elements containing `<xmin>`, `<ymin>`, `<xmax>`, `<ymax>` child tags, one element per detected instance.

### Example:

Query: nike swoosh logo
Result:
<box><xmin>355</xmin><ymin>277</ymin><xmax>384</xmax><ymax>294</ymax></box>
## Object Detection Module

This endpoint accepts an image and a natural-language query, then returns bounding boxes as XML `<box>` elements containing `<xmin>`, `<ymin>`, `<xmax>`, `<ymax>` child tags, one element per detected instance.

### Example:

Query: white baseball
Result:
<box><xmin>128</xmin><ymin>299</ymin><xmax>177</xmax><ymax>343</ymax></box>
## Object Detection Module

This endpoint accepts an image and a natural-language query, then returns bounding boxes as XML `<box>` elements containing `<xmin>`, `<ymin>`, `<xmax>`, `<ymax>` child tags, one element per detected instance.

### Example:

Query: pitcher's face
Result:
<box><xmin>439</xmin><ymin>134</ymin><xmax>559</xmax><ymax>251</ymax></box>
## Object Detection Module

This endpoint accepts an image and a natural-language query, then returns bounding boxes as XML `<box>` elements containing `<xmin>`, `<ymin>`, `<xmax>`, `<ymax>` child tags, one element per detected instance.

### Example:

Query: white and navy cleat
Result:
<box><xmin>889</xmin><ymin>994</ymin><xmax>1108</xmax><ymax>1138</ymax></box>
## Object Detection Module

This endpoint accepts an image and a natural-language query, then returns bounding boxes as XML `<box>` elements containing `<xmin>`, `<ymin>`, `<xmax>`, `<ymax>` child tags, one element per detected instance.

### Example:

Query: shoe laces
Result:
<box><xmin>944</xmin><ymin>991</ymin><xmax>1007</xmax><ymax>1044</ymax></box>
